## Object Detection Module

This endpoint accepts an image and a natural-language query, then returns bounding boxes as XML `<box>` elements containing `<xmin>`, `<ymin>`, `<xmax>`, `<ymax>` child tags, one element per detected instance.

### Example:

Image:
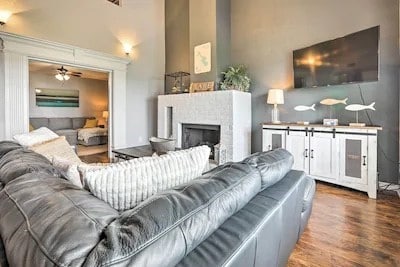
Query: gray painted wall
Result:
<box><xmin>231</xmin><ymin>0</ymin><xmax>400</xmax><ymax>183</ymax></box>
<box><xmin>189</xmin><ymin>0</ymin><xmax>217</xmax><ymax>83</ymax></box>
<box><xmin>165</xmin><ymin>0</ymin><xmax>189</xmax><ymax>73</ymax></box>
<box><xmin>29</xmin><ymin>72</ymin><xmax>108</xmax><ymax>121</ymax></box>
<box><xmin>189</xmin><ymin>0</ymin><xmax>231</xmax><ymax>84</ymax></box>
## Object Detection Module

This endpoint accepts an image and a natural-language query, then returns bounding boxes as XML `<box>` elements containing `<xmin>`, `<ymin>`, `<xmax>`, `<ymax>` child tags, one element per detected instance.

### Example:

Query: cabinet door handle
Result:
<box><xmin>363</xmin><ymin>156</ymin><xmax>367</xmax><ymax>166</ymax></box>
<box><xmin>304</xmin><ymin>149</ymin><xmax>308</xmax><ymax>158</ymax></box>
<box><xmin>311</xmin><ymin>128</ymin><xmax>314</xmax><ymax>137</ymax></box>
<box><xmin>305</xmin><ymin>127</ymin><xmax>308</xmax><ymax>137</ymax></box>
<box><xmin>332</xmin><ymin>128</ymin><xmax>336</xmax><ymax>138</ymax></box>
<box><xmin>287</xmin><ymin>127</ymin><xmax>290</xmax><ymax>135</ymax></box>
<box><xmin>310</xmin><ymin>149</ymin><xmax>314</xmax><ymax>159</ymax></box>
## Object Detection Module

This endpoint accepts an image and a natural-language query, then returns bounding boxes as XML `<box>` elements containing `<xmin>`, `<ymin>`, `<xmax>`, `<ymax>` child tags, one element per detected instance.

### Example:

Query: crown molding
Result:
<box><xmin>0</xmin><ymin>31</ymin><xmax>131</xmax><ymax>71</ymax></box>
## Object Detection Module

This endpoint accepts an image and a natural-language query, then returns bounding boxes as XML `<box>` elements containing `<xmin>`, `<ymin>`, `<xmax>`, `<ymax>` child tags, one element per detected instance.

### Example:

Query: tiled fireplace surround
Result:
<box><xmin>157</xmin><ymin>90</ymin><xmax>252</xmax><ymax>162</ymax></box>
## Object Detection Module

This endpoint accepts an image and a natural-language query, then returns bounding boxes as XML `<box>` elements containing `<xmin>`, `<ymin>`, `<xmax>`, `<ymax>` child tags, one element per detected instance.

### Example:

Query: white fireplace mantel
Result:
<box><xmin>158</xmin><ymin>90</ymin><xmax>252</xmax><ymax>162</ymax></box>
<box><xmin>0</xmin><ymin>32</ymin><xmax>130</xmax><ymax>150</ymax></box>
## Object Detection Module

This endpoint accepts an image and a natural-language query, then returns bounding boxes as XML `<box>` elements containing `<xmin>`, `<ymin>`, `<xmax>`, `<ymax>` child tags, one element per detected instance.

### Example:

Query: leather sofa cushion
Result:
<box><xmin>177</xmin><ymin>193</ymin><xmax>281</xmax><ymax>267</ymax></box>
<box><xmin>0</xmin><ymin>149</ymin><xmax>63</xmax><ymax>185</ymax></box>
<box><xmin>84</xmin><ymin>162</ymin><xmax>262</xmax><ymax>266</ymax></box>
<box><xmin>0</xmin><ymin>173</ymin><xmax>119</xmax><ymax>267</ymax></box>
<box><xmin>0</xmin><ymin>141</ymin><xmax>21</xmax><ymax>158</ymax></box>
<box><xmin>242</xmin><ymin>148</ymin><xmax>294</xmax><ymax>189</ymax></box>
<box><xmin>49</xmin><ymin>118</ymin><xmax>73</xmax><ymax>131</ymax></box>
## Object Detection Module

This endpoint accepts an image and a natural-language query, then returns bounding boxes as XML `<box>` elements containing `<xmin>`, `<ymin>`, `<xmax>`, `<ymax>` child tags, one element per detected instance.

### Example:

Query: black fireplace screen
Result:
<box><xmin>182</xmin><ymin>124</ymin><xmax>221</xmax><ymax>159</ymax></box>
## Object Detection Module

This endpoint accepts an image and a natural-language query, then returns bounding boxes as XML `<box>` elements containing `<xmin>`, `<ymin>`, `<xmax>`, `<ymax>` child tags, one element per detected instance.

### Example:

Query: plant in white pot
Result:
<box><xmin>220</xmin><ymin>65</ymin><xmax>251</xmax><ymax>92</ymax></box>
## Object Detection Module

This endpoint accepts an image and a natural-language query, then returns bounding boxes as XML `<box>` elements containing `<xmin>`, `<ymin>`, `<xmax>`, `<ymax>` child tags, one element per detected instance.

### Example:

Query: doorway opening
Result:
<box><xmin>28</xmin><ymin>60</ymin><xmax>111</xmax><ymax>163</ymax></box>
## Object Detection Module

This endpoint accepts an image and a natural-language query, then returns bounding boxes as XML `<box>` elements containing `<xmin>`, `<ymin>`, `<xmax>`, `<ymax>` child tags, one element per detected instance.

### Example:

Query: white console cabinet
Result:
<box><xmin>262</xmin><ymin>123</ymin><xmax>382</xmax><ymax>198</ymax></box>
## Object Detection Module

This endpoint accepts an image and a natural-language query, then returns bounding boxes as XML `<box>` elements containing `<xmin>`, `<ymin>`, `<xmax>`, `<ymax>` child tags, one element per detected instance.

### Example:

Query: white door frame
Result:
<box><xmin>0</xmin><ymin>32</ymin><xmax>130</xmax><ymax>156</ymax></box>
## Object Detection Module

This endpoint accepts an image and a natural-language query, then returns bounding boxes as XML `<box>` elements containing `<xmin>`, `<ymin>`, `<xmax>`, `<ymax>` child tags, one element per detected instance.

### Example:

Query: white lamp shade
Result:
<box><xmin>102</xmin><ymin>111</ymin><xmax>109</xmax><ymax>118</ymax></box>
<box><xmin>267</xmin><ymin>89</ymin><xmax>284</xmax><ymax>104</ymax></box>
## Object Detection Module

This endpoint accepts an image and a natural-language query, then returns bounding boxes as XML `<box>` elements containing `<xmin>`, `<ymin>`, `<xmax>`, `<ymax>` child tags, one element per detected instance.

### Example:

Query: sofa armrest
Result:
<box><xmin>299</xmin><ymin>176</ymin><xmax>316</xmax><ymax>238</ymax></box>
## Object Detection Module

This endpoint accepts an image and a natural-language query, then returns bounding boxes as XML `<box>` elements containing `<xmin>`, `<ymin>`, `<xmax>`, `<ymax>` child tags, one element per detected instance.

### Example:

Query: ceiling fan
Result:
<box><xmin>55</xmin><ymin>66</ymin><xmax>82</xmax><ymax>81</ymax></box>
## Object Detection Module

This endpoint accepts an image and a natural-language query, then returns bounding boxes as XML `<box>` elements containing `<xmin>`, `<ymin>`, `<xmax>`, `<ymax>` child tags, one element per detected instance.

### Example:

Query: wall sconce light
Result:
<box><xmin>0</xmin><ymin>10</ymin><xmax>12</xmax><ymax>26</ymax></box>
<box><xmin>123</xmin><ymin>43</ymin><xmax>133</xmax><ymax>56</ymax></box>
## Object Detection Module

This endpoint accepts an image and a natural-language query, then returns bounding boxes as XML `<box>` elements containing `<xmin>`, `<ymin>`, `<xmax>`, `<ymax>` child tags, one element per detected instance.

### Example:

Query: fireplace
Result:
<box><xmin>182</xmin><ymin>124</ymin><xmax>220</xmax><ymax>159</ymax></box>
<box><xmin>158</xmin><ymin>90</ymin><xmax>252</xmax><ymax>162</ymax></box>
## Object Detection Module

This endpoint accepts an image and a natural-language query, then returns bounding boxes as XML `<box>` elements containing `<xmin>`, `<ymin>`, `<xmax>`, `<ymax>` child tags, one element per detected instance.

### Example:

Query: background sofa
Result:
<box><xmin>30</xmin><ymin>117</ymin><xmax>95</xmax><ymax>146</ymax></box>
<box><xmin>0</xmin><ymin>142</ymin><xmax>315</xmax><ymax>267</ymax></box>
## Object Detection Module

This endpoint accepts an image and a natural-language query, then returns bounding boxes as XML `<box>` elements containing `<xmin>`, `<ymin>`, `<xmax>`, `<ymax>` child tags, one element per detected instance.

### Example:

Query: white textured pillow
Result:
<box><xmin>13</xmin><ymin>127</ymin><xmax>59</xmax><ymax>147</ymax></box>
<box><xmin>29</xmin><ymin>136</ymin><xmax>82</xmax><ymax>164</ymax></box>
<box><xmin>81</xmin><ymin>145</ymin><xmax>211</xmax><ymax>211</ymax></box>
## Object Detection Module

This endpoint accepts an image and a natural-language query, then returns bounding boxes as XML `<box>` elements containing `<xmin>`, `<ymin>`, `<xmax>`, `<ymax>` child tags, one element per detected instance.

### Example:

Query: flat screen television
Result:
<box><xmin>293</xmin><ymin>26</ymin><xmax>379</xmax><ymax>89</ymax></box>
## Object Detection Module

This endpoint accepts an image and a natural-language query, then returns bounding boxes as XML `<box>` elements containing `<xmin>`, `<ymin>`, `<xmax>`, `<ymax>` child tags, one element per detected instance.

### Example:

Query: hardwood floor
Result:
<box><xmin>288</xmin><ymin>182</ymin><xmax>400</xmax><ymax>267</ymax></box>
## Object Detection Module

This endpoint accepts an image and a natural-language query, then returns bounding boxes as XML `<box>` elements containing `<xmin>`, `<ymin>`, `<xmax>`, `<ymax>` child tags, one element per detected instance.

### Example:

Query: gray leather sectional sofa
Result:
<box><xmin>0</xmin><ymin>141</ymin><xmax>315</xmax><ymax>267</ymax></box>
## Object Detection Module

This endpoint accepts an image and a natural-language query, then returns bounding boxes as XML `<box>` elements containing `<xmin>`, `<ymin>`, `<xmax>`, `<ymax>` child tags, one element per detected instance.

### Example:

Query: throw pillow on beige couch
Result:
<box><xmin>29</xmin><ymin>136</ymin><xmax>81</xmax><ymax>164</ymax></box>
<box><xmin>13</xmin><ymin>127</ymin><xmax>59</xmax><ymax>147</ymax></box>
<box><xmin>80</xmin><ymin>145</ymin><xmax>211</xmax><ymax>211</ymax></box>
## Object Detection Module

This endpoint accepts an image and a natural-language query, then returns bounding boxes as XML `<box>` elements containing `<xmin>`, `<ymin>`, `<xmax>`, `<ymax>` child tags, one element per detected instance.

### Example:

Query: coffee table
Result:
<box><xmin>112</xmin><ymin>145</ymin><xmax>154</xmax><ymax>160</ymax></box>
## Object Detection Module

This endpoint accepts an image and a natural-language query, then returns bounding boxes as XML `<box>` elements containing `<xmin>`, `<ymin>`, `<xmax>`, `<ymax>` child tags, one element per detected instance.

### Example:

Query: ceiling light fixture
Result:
<box><xmin>0</xmin><ymin>10</ymin><xmax>12</xmax><ymax>26</ymax></box>
<box><xmin>55</xmin><ymin>66</ymin><xmax>71</xmax><ymax>81</ymax></box>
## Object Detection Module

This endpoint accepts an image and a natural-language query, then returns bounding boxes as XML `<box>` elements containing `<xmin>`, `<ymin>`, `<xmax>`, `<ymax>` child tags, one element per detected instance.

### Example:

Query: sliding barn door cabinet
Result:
<box><xmin>262</xmin><ymin>123</ymin><xmax>382</xmax><ymax>198</ymax></box>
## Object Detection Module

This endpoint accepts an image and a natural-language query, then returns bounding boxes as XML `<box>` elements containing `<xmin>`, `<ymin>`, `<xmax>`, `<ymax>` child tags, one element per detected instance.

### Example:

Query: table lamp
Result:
<box><xmin>267</xmin><ymin>89</ymin><xmax>284</xmax><ymax>124</ymax></box>
<box><xmin>102</xmin><ymin>111</ymin><xmax>109</xmax><ymax>127</ymax></box>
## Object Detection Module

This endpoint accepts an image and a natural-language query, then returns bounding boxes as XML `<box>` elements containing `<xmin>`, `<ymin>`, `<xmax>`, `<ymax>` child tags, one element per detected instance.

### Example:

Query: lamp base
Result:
<box><xmin>272</xmin><ymin>120</ymin><xmax>282</xmax><ymax>124</ymax></box>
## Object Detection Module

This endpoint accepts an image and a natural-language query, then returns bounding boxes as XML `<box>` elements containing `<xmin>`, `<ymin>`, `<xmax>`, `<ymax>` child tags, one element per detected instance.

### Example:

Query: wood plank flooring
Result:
<box><xmin>288</xmin><ymin>182</ymin><xmax>400</xmax><ymax>267</ymax></box>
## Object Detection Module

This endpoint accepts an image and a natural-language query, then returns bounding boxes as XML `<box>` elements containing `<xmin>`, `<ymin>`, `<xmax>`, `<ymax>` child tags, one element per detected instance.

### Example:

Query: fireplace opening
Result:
<box><xmin>182</xmin><ymin>124</ymin><xmax>220</xmax><ymax>159</ymax></box>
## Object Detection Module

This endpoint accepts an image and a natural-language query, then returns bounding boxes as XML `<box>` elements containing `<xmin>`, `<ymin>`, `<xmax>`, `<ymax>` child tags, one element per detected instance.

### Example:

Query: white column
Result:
<box><xmin>111</xmin><ymin>69</ymin><xmax>127</xmax><ymax>149</ymax></box>
<box><xmin>3</xmin><ymin>52</ymin><xmax>29</xmax><ymax>139</ymax></box>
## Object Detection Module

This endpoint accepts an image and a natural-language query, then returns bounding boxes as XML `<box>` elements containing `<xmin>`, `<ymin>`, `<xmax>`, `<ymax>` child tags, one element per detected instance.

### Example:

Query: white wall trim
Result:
<box><xmin>0</xmin><ymin>32</ymin><xmax>130</xmax><ymax>150</ymax></box>
<box><xmin>0</xmin><ymin>32</ymin><xmax>130</xmax><ymax>71</ymax></box>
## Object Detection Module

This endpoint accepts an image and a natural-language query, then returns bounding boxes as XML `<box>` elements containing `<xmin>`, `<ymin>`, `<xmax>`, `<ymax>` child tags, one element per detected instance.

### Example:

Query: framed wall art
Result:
<box><xmin>194</xmin><ymin>42</ymin><xmax>211</xmax><ymax>74</ymax></box>
<box><xmin>35</xmin><ymin>88</ymin><xmax>79</xmax><ymax>107</ymax></box>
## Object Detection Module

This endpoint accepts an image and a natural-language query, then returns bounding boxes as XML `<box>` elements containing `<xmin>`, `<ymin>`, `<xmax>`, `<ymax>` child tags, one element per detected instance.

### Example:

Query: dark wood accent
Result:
<box><xmin>112</xmin><ymin>145</ymin><xmax>154</xmax><ymax>160</ymax></box>
<box><xmin>79</xmin><ymin>152</ymin><xmax>109</xmax><ymax>164</ymax></box>
<box><xmin>288</xmin><ymin>182</ymin><xmax>400</xmax><ymax>266</ymax></box>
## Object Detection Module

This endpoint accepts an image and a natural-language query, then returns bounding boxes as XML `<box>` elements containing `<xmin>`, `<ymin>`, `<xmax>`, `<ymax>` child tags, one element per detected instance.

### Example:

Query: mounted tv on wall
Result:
<box><xmin>293</xmin><ymin>26</ymin><xmax>379</xmax><ymax>89</ymax></box>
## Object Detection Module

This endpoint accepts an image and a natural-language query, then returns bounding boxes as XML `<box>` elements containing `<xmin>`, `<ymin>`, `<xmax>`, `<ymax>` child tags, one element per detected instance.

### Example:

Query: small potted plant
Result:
<box><xmin>220</xmin><ymin>65</ymin><xmax>251</xmax><ymax>92</ymax></box>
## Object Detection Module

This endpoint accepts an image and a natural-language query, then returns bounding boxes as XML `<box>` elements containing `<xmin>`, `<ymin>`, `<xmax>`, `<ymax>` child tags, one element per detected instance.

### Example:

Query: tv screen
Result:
<box><xmin>293</xmin><ymin>26</ymin><xmax>379</xmax><ymax>88</ymax></box>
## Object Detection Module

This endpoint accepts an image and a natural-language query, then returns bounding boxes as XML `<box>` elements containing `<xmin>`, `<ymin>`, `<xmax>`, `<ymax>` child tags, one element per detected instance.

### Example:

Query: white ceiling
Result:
<box><xmin>29</xmin><ymin>60</ymin><xmax>109</xmax><ymax>81</ymax></box>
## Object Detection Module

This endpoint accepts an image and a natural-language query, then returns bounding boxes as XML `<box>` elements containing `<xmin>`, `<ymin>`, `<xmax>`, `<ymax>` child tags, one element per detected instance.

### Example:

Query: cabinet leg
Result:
<box><xmin>367</xmin><ymin>189</ymin><xmax>377</xmax><ymax>199</ymax></box>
